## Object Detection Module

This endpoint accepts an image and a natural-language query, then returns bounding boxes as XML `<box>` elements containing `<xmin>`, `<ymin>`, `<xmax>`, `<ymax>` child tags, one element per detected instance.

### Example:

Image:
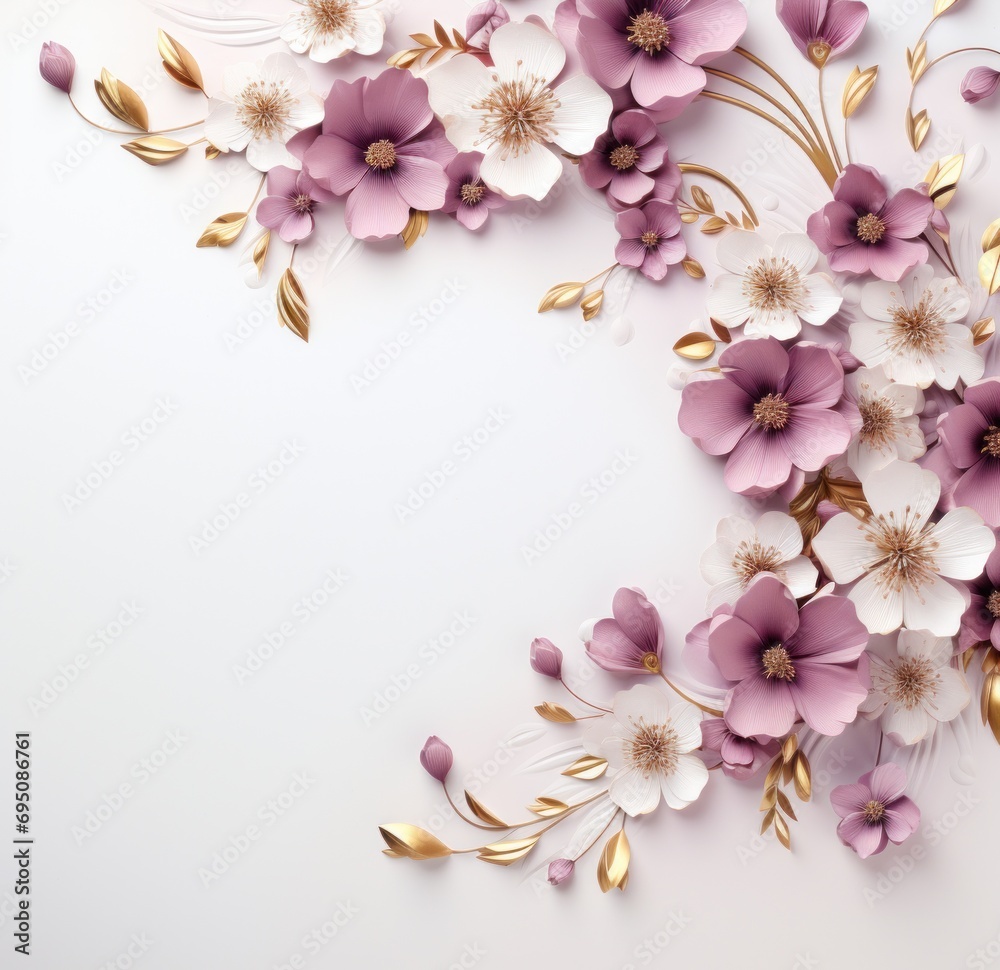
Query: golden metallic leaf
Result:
<box><xmin>196</xmin><ymin>212</ymin><xmax>248</xmax><ymax>249</ymax></box>
<box><xmin>907</xmin><ymin>41</ymin><xmax>927</xmax><ymax>82</ymax></box>
<box><xmin>775</xmin><ymin>813</ymin><xmax>792</xmax><ymax>850</ymax></box>
<box><xmin>933</xmin><ymin>0</ymin><xmax>962</xmax><ymax>15</ymax></box>
<box><xmin>906</xmin><ymin>108</ymin><xmax>930</xmax><ymax>151</ymax></box>
<box><xmin>581</xmin><ymin>289</ymin><xmax>604</xmax><ymax>321</ymax></box>
<box><xmin>760</xmin><ymin>807</ymin><xmax>776</xmax><ymax>835</ymax></box>
<box><xmin>528</xmin><ymin>797</ymin><xmax>570</xmax><ymax>818</ymax></box>
<box><xmin>682</xmin><ymin>258</ymin><xmax>706</xmax><ymax>279</ymax></box>
<box><xmin>790</xmin><ymin>468</ymin><xmax>871</xmax><ymax>555</ymax></box>
<box><xmin>782</xmin><ymin>759</ymin><xmax>794</xmax><ymax>786</ymax></box>
<box><xmin>983</xmin><ymin>670</ymin><xmax>1000</xmax><ymax>744</ymax></box>
<box><xmin>979</xmin><ymin>248</ymin><xmax>1000</xmax><ymax>297</ymax></box>
<box><xmin>973</xmin><ymin>317</ymin><xmax>996</xmax><ymax>346</ymax></box>
<box><xmin>409</xmin><ymin>32</ymin><xmax>437</xmax><ymax>47</ymax></box>
<box><xmin>562</xmin><ymin>755</ymin><xmax>608</xmax><ymax>780</ymax></box>
<box><xmin>982</xmin><ymin>219</ymin><xmax>1000</xmax><ymax>253</ymax></box>
<box><xmin>710</xmin><ymin>319</ymin><xmax>732</xmax><ymax>343</ymax></box>
<box><xmin>453</xmin><ymin>28</ymin><xmax>466</xmax><ymax>48</ymax></box>
<box><xmin>538</xmin><ymin>282</ymin><xmax>585</xmax><ymax>312</ymax></box>
<box><xmin>964</xmin><ymin>645</ymin><xmax>980</xmax><ymax>671</ymax></box>
<box><xmin>764</xmin><ymin>756</ymin><xmax>783</xmax><ymax>790</ymax></box>
<box><xmin>742</xmin><ymin>211</ymin><xmax>755</xmax><ymax>231</ymax></box>
<box><xmin>379</xmin><ymin>824</ymin><xmax>452</xmax><ymax>860</ymax></box>
<box><xmin>95</xmin><ymin>68</ymin><xmax>149</xmax><ymax>131</ymax></box>
<box><xmin>277</xmin><ymin>267</ymin><xmax>309</xmax><ymax>342</ymax></box>
<box><xmin>924</xmin><ymin>154</ymin><xmax>964</xmax><ymax>209</ymax></box>
<box><xmin>401</xmin><ymin>209</ymin><xmax>428</xmax><ymax>249</ymax></box>
<box><xmin>690</xmin><ymin>186</ymin><xmax>714</xmax><ymax>212</ymax></box>
<box><xmin>781</xmin><ymin>734</ymin><xmax>798</xmax><ymax>762</ymax></box>
<box><xmin>842</xmin><ymin>65</ymin><xmax>878</xmax><ymax>119</ymax></box>
<box><xmin>387</xmin><ymin>48</ymin><xmax>423</xmax><ymax>69</ymax></box>
<box><xmin>534</xmin><ymin>701</ymin><xmax>576</xmax><ymax>723</ymax></box>
<box><xmin>205</xmin><ymin>144</ymin><xmax>221</xmax><ymax>160</ymax></box>
<box><xmin>464</xmin><ymin>791</ymin><xmax>507</xmax><ymax>827</ymax></box>
<box><xmin>680</xmin><ymin>210</ymin><xmax>700</xmax><ymax>224</ymax></box>
<box><xmin>760</xmin><ymin>787</ymin><xmax>777</xmax><ymax>811</ymax></box>
<box><xmin>382</xmin><ymin>848</ymin><xmax>405</xmax><ymax>858</ymax></box>
<box><xmin>433</xmin><ymin>19</ymin><xmax>450</xmax><ymax>46</ymax></box>
<box><xmin>121</xmin><ymin>135</ymin><xmax>188</xmax><ymax>166</ymax></box>
<box><xmin>776</xmin><ymin>789</ymin><xmax>797</xmax><ymax>821</ymax></box>
<box><xmin>982</xmin><ymin>646</ymin><xmax>999</xmax><ymax>674</ymax></box>
<box><xmin>792</xmin><ymin>751</ymin><xmax>812</xmax><ymax>802</ymax></box>
<box><xmin>673</xmin><ymin>332</ymin><xmax>716</xmax><ymax>361</ymax></box>
<box><xmin>476</xmin><ymin>835</ymin><xmax>540</xmax><ymax>866</ymax></box>
<box><xmin>700</xmin><ymin>216</ymin><xmax>728</xmax><ymax>234</ymax></box>
<box><xmin>157</xmin><ymin>29</ymin><xmax>204</xmax><ymax>91</ymax></box>
<box><xmin>597</xmin><ymin>829</ymin><xmax>630</xmax><ymax>893</ymax></box>
<box><xmin>252</xmin><ymin>231</ymin><xmax>271</xmax><ymax>280</ymax></box>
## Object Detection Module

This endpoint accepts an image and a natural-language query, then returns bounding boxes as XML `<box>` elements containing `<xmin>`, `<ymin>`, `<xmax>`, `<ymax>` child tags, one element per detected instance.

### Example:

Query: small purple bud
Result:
<box><xmin>419</xmin><ymin>736</ymin><xmax>453</xmax><ymax>782</ymax></box>
<box><xmin>547</xmin><ymin>858</ymin><xmax>575</xmax><ymax>885</ymax></box>
<box><xmin>530</xmin><ymin>637</ymin><xmax>563</xmax><ymax>679</ymax></box>
<box><xmin>465</xmin><ymin>0</ymin><xmax>510</xmax><ymax>49</ymax></box>
<box><xmin>39</xmin><ymin>42</ymin><xmax>76</xmax><ymax>94</ymax></box>
<box><xmin>961</xmin><ymin>66</ymin><xmax>1000</xmax><ymax>104</ymax></box>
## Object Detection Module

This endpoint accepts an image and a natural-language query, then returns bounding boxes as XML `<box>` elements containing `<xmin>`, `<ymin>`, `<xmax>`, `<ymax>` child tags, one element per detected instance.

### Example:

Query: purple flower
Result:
<box><xmin>699</xmin><ymin>717</ymin><xmax>779</xmax><ymax>780</ymax></box>
<box><xmin>465</xmin><ymin>1</ymin><xmax>510</xmax><ymax>50</ymax></box>
<box><xmin>580</xmin><ymin>109</ymin><xmax>670</xmax><ymax>208</ymax></box>
<box><xmin>831</xmin><ymin>763</ymin><xmax>920</xmax><ymax>858</ymax></box>
<box><xmin>776</xmin><ymin>0</ymin><xmax>869</xmax><ymax>67</ymax></box>
<box><xmin>678</xmin><ymin>338</ymin><xmax>852</xmax><ymax>497</ymax></box>
<box><xmin>418</xmin><ymin>736</ymin><xmax>453</xmax><ymax>782</ymax></box>
<box><xmin>961</xmin><ymin>66</ymin><xmax>1000</xmax><ymax>104</ymax></box>
<box><xmin>547</xmin><ymin>858</ymin><xmax>575</xmax><ymax>885</ymax></box>
<box><xmin>576</xmin><ymin>0</ymin><xmax>748</xmax><ymax>118</ymax></box>
<box><xmin>960</xmin><ymin>535</ymin><xmax>1000</xmax><ymax>651</ymax></box>
<box><xmin>256</xmin><ymin>166</ymin><xmax>334</xmax><ymax>243</ymax></box>
<box><xmin>39</xmin><ymin>42</ymin><xmax>75</xmax><ymax>93</ymax></box>
<box><xmin>708</xmin><ymin>575</ymin><xmax>869</xmax><ymax>737</ymax></box>
<box><xmin>806</xmin><ymin>164</ymin><xmax>934</xmax><ymax>281</ymax></box>
<box><xmin>530</xmin><ymin>637</ymin><xmax>564</xmax><ymax>679</ymax></box>
<box><xmin>614</xmin><ymin>201</ymin><xmax>686</xmax><ymax>280</ymax></box>
<box><xmin>303</xmin><ymin>69</ymin><xmax>455</xmax><ymax>241</ymax></box>
<box><xmin>585</xmin><ymin>587</ymin><xmax>664</xmax><ymax>674</ymax></box>
<box><xmin>938</xmin><ymin>378</ymin><xmax>1000</xmax><ymax>528</ymax></box>
<box><xmin>440</xmin><ymin>153</ymin><xmax>506</xmax><ymax>231</ymax></box>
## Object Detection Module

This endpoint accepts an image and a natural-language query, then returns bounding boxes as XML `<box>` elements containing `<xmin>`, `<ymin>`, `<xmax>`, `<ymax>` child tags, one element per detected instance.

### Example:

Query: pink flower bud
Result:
<box><xmin>547</xmin><ymin>858</ymin><xmax>575</xmax><ymax>885</ymax></box>
<box><xmin>465</xmin><ymin>1</ymin><xmax>510</xmax><ymax>50</ymax></box>
<box><xmin>961</xmin><ymin>66</ymin><xmax>1000</xmax><ymax>104</ymax></box>
<box><xmin>39</xmin><ymin>42</ymin><xmax>75</xmax><ymax>94</ymax></box>
<box><xmin>419</xmin><ymin>736</ymin><xmax>453</xmax><ymax>782</ymax></box>
<box><xmin>529</xmin><ymin>637</ymin><xmax>563</xmax><ymax>678</ymax></box>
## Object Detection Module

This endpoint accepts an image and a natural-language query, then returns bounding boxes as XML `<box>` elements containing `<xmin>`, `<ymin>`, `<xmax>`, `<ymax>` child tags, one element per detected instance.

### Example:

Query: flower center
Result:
<box><xmin>982</xmin><ymin>426</ymin><xmax>1000</xmax><ymax>458</ymax></box>
<box><xmin>862</xmin><ymin>799</ymin><xmax>886</xmax><ymax>824</ymax></box>
<box><xmin>856</xmin><ymin>212</ymin><xmax>887</xmax><ymax>244</ymax></box>
<box><xmin>989</xmin><ymin>590</ymin><xmax>1000</xmax><ymax>619</ymax></box>
<box><xmin>627</xmin><ymin>10</ymin><xmax>671</xmax><ymax>54</ymax></box>
<box><xmin>292</xmin><ymin>193</ymin><xmax>314</xmax><ymax>214</ymax></box>
<box><xmin>627</xmin><ymin>718</ymin><xmax>679</xmax><ymax>775</ymax></box>
<box><xmin>743</xmin><ymin>257</ymin><xmax>805</xmax><ymax>314</ymax></box>
<box><xmin>761</xmin><ymin>644</ymin><xmax>796</xmax><ymax>681</ymax></box>
<box><xmin>886</xmin><ymin>656</ymin><xmax>936</xmax><ymax>710</ymax></box>
<box><xmin>641</xmin><ymin>651</ymin><xmax>661</xmax><ymax>673</ymax></box>
<box><xmin>732</xmin><ymin>538</ymin><xmax>782</xmax><ymax>587</ymax></box>
<box><xmin>473</xmin><ymin>74</ymin><xmax>559</xmax><ymax>159</ymax></box>
<box><xmin>235</xmin><ymin>80</ymin><xmax>295</xmax><ymax>140</ymax></box>
<box><xmin>365</xmin><ymin>138</ymin><xmax>397</xmax><ymax>170</ymax></box>
<box><xmin>609</xmin><ymin>143</ymin><xmax>639</xmax><ymax>171</ymax></box>
<box><xmin>888</xmin><ymin>294</ymin><xmax>947</xmax><ymax>357</ymax></box>
<box><xmin>807</xmin><ymin>41</ymin><xmax>832</xmax><ymax>67</ymax></box>
<box><xmin>304</xmin><ymin>0</ymin><xmax>354</xmax><ymax>35</ymax></box>
<box><xmin>640</xmin><ymin>230</ymin><xmax>660</xmax><ymax>248</ymax></box>
<box><xmin>460</xmin><ymin>180</ymin><xmax>485</xmax><ymax>205</ymax></box>
<box><xmin>752</xmin><ymin>393</ymin><xmax>791</xmax><ymax>431</ymax></box>
<box><xmin>859</xmin><ymin>395</ymin><xmax>898</xmax><ymax>449</ymax></box>
<box><xmin>864</xmin><ymin>508</ymin><xmax>940</xmax><ymax>594</ymax></box>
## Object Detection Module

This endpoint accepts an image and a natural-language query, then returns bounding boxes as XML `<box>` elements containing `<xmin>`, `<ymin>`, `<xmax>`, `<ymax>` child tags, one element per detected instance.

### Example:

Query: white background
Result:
<box><xmin>4</xmin><ymin>0</ymin><xmax>1000</xmax><ymax>967</ymax></box>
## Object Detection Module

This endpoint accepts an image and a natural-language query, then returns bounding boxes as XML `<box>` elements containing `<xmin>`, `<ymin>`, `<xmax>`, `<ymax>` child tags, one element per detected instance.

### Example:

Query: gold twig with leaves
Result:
<box><xmin>387</xmin><ymin>20</ymin><xmax>471</xmax><ymax>71</ymax></box>
<box><xmin>760</xmin><ymin>735</ymin><xmax>811</xmax><ymax>850</ymax></box>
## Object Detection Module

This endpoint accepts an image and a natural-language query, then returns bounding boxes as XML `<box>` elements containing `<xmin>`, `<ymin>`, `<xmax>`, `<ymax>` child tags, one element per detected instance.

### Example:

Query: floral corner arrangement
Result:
<box><xmin>39</xmin><ymin>0</ymin><xmax>1000</xmax><ymax>890</ymax></box>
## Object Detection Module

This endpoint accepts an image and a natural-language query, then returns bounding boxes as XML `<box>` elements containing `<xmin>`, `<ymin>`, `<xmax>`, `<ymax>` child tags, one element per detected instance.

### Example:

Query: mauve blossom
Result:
<box><xmin>959</xmin><ymin>534</ymin><xmax>1000</xmax><ymax>651</ymax></box>
<box><xmin>614</xmin><ymin>201</ymin><xmax>686</xmax><ymax>280</ymax></box>
<box><xmin>776</xmin><ymin>0</ymin><xmax>869</xmax><ymax>67</ymax></box>
<box><xmin>585</xmin><ymin>587</ymin><xmax>664</xmax><ymax>674</ymax></box>
<box><xmin>465</xmin><ymin>0</ymin><xmax>510</xmax><ymax>49</ymax></box>
<box><xmin>530</xmin><ymin>637</ymin><xmax>564</xmax><ymax>678</ymax></box>
<box><xmin>807</xmin><ymin>164</ymin><xmax>933</xmax><ymax>281</ymax></box>
<box><xmin>831</xmin><ymin>763</ymin><xmax>920</xmax><ymax>858</ymax></box>
<box><xmin>39</xmin><ymin>42</ymin><xmax>75</xmax><ymax>93</ymax></box>
<box><xmin>440</xmin><ymin>153</ymin><xmax>506</xmax><ymax>231</ymax></box>
<box><xmin>419</xmin><ymin>736</ymin><xmax>453</xmax><ymax>782</ymax></box>
<box><xmin>256</xmin><ymin>166</ymin><xmax>334</xmax><ymax>242</ymax></box>
<box><xmin>580</xmin><ymin>109</ymin><xmax>670</xmax><ymax>208</ymax></box>
<box><xmin>678</xmin><ymin>338</ymin><xmax>852</xmax><ymax>497</ymax></box>
<box><xmin>937</xmin><ymin>377</ymin><xmax>1000</xmax><ymax>527</ymax></box>
<box><xmin>576</xmin><ymin>0</ymin><xmax>748</xmax><ymax>119</ymax></box>
<box><xmin>303</xmin><ymin>69</ymin><xmax>454</xmax><ymax>240</ymax></box>
<box><xmin>547</xmin><ymin>858</ymin><xmax>575</xmax><ymax>885</ymax></box>
<box><xmin>708</xmin><ymin>576</ymin><xmax>869</xmax><ymax>737</ymax></box>
<box><xmin>961</xmin><ymin>66</ymin><xmax>1000</xmax><ymax>104</ymax></box>
<box><xmin>699</xmin><ymin>717</ymin><xmax>779</xmax><ymax>780</ymax></box>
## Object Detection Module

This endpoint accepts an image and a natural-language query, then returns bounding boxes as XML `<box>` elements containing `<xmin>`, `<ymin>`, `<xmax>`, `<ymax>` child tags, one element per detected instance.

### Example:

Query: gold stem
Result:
<box><xmin>907</xmin><ymin>46</ymin><xmax>1000</xmax><ymax>119</ymax></box>
<box><xmin>444</xmin><ymin>787</ymin><xmax>503</xmax><ymax>832</ymax></box>
<box><xmin>560</xmin><ymin>678</ymin><xmax>611</xmax><ymax>713</ymax></box>
<box><xmin>676</xmin><ymin>162</ymin><xmax>759</xmax><ymax>226</ymax></box>
<box><xmin>69</xmin><ymin>94</ymin><xmax>205</xmax><ymax>136</ymax></box>
<box><xmin>657</xmin><ymin>669</ymin><xmax>724</xmax><ymax>717</ymax></box>
<box><xmin>585</xmin><ymin>263</ymin><xmax>618</xmax><ymax>285</ymax></box>
<box><xmin>818</xmin><ymin>67</ymin><xmax>844</xmax><ymax>172</ymax></box>
<box><xmin>249</xmin><ymin>173</ymin><xmax>267</xmax><ymax>212</ymax></box>
<box><xmin>922</xmin><ymin>230</ymin><xmax>960</xmax><ymax>279</ymax></box>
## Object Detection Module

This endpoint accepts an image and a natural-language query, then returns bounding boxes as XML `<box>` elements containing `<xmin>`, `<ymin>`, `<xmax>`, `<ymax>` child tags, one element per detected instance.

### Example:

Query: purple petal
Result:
<box><xmin>668</xmin><ymin>0</ymin><xmax>748</xmax><ymax>64</ymax></box>
<box><xmin>609</xmin><ymin>168</ymin><xmax>656</xmax><ymax>206</ymax></box>
<box><xmin>964</xmin><ymin>377</ymin><xmax>1000</xmax><ymax>422</ymax></box>
<box><xmin>863</xmin><ymin>763</ymin><xmax>908</xmax><ymax>804</ymax></box>
<box><xmin>725</xmin><ymin>425</ymin><xmax>793</xmax><ymax>495</ymax></box>
<box><xmin>725</xmin><ymin>675</ymin><xmax>797</xmax><ymax>738</ymax></box>
<box><xmin>790</xmin><ymin>593</ymin><xmax>869</xmax><ymax>663</ymax></box>
<box><xmin>305</xmin><ymin>134</ymin><xmax>367</xmax><ymax>195</ymax></box>
<box><xmin>837</xmin><ymin>814</ymin><xmax>888</xmax><ymax>858</ymax></box>
<box><xmin>719</xmin><ymin>337</ymin><xmax>789</xmax><ymax>398</ymax></box>
<box><xmin>677</xmin><ymin>375</ymin><xmax>754</xmax><ymax>455</ymax></box>
<box><xmin>883</xmin><ymin>799</ymin><xmax>921</xmax><ymax>842</ymax></box>
<box><xmin>630</xmin><ymin>51</ymin><xmax>706</xmax><ymax>109</ymax></box>
<box><xmin>881</xmin><ymin>188</ymin><xmax>934</xmax><ymax>238</ymax></box>
<box><xmin>866</xmin><ymin>236</ymin><xmax>929</xmax><ymax>282</ymax></box>
<box><xmin>265</xmin><ymin>165</ymin><xmax>301</xmax><ymax>198</ymax></box>
<box><xmin>954</xmin><ymin>461</ymin><xmax>1000</xmax><ymax>529</ymax></box>
<box><xmin>256</xmin><ymin>195</ymin><xmax>297</xmax><ymax>232</ymax></box>
<box><xmin>363</xmin><ymin>69</ymin><xmax>435</xmax><ymax>144</ymax></box>
<box><xmin>615</xmin><ymin>236</ymin><xmax>649</xmax><ymax>268</ymax></box>
<box><xmin>782</xmin><ymin>344</ymin><xmax>845</xmax><ymax>407</ymax></box>
<box><xmin>344</xmin><ymin>173</ymin><xmax>411</xmax><ymax>240</ymax></box>
<box><xmin>612</xmin><ymin>587</ymin><xmax>663</xmax><ymax>656</ymax></box>
<box><xmin>321</xmin><ymin>78</ymin><xmax>369</xmax><ymax>145</ymax></box>
<box><xmin>830</xmin><ymin>781</ymin><xmax>870</xmax><ymax>817</ymax></box>
<box><xmin>776</xmin><ymin>0</ymin><xmax>828</xmax><ymax>55</ymax></box>
<box><xmin>278</xmin><ymin>210</ymin><xmax>315</xmax><ymax>243</ymax></box>
<box><xmin>708</xmin><ymin>615</ymin><xmax>767</xmax><ymax>682</ymax></box>
<box><xmin>788</xmin><ymin>661</ymin><xmax>865</xmax><ymax>735</ymax></box>
<box><xmin>390</xmin><ymin>155</ymin><xmax>448</xmax><ymax>211</ymax></box>
<box><xmin>732</xmin><ymin>575</ymin><xmax>801</xmax><ymax>645</ymax></box>
<box><xmin>834</xmin><ymin>163</ymin><xmax>887</xmax><ymax>215</ymax></box>
<box><xmin>821</xmin><ymin>1</ymin><xmax>869</xmax><ymax>56</ymax></box>
<box><xmin>962</xmin><ymin>66</ymin><xmax>1000</xmax><ymax>104</ymax></box>
<box><xmin>939</xmin><ymin>401</ymin><xmax>990</xmax><ymax>469</ymax></box>
<box><xmin>578</xmin><ymin>13</ymin><xmax>640</xmax><ymax>89</ymax></box>
<box><xmin>780</xmin><ymin>406</ymin><xmax>852</xmax><ymax>471</ymax></box>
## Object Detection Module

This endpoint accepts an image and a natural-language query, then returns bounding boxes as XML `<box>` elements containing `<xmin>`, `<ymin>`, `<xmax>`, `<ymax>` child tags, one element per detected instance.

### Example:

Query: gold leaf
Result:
<box><xmin>700</xmin><ymin>216</ymin><xmax>728</xmax><ymax>235</ymax></box>
<box><xmin>680</xmin><ymin>210</ymin><xmax>700</xmax><ymax>224</ymax></box>
<box><xmin>95</xmin><ymin>68</ymin><xmax>149</xmax><ymax>131</ymax></box>
<box><xmin>534</xmin><ymin>701</ymin><xmax>576</xmax><ymax>723</ymax></box>
<box><xmin>387</xmin><ymin>48</ymin><xmax>423</xmax><ymax>70</ymax></box>
<box><xmin>121</xmin><ymin>135</ymin><xmax>188</xmax><ymax>166</ymax></box>
<box><xmin>597</xmin><ymin>829</ymin><xmax>630</xmax><ymax>893</ymax></box>
<box><xmin>907</xmin><ymin>41</ymin><xmax>928</xmax><ymax>82</ymax></box>
<box><xmin>452</xmin><ymin>28</ymin><xmax>466</xmax><ymax>48</ymax></box>
<box><xmin>979</xmin><ymin>248</ymin><xmax>1000</xmax><ymax>297</ymax></box>
<box><xmin>842</xmin><ymin>65</ymin><xmax>878</xmax><ymax>119</ymax></box>
<box><xmin>742</xmin><ymin>211</ymin><xmax>755</xmax><ymax>231</ymax></box>
<box><xmin>781</xmin><ymin>734</ymin><xmax>798</xmax><ymax>762</ymax></box>
<box><xmin>476</xmin><ymin>835</ymin><xmax>540</xmax><ymax>866</ymax></box>
<box><xmin>157</xmin><ymin>29</ymin><xmax>204</xmax><ymax>92</ymax></box>
<box><xmin>982</xmin><ymin>219</ymin><xmax>1000</xmax><ymax>253</ymax></box>
<box><xmin>774</xmin><ymin>813</ymin><xmax>792</xmax><ymax>850</ymax></box>
<box><xmin>760</xmin><ymin>787</ymin><xmax>777</xmax><ymax>811</ymax></box>
<box><xmin>277</xmin><ymin>267</ymin><xmax>309</xmax><ymax>343</ymax></box>
<box><xmin>409</xmin><ymin>32</ymin><xmax>437</xmax><ymax>47</ymax></box>
<box><xmin>963</xmin><ymin>645</ymin><xmax>979</xmax><ymax>671</ymax></box>
<box><xmin>682</xmin><ymin>258</ymin><xmax>706</xmax><ymax>279</ymax></box>
<box><xmin>401</xmin><ymin>209</ymin><xmax>428</xmax><ymax>250</ymax></box>
<box><xmin>983</xmin><ymin>671</ymin><xmax>1000</xmax><ymax>744</ymax></box>
<box><xmin>782</xmin><ymin>759</ymin><xmax>794</xmax><ymax>786</ymax></box>
<box><xmin>973</xmin><ymin>317</ymin><xmax>996</xmax><ymax>346</ymax></box>
<box><xmin>673</xmin><ymin>332</ymin><xmax>716</xmax><ymax>360</ymax></box>
<box><xmin>379</xmin><ymin>824</ymin><xmax>452</xmax><ymax>860</ymax></box>
<box><xmin>906</xmin><ymin>108</ymin><xmax>930</xmax><ymax>151</ymax></box>
<box><xmin>983</xmin><ymin>646</ymin><xmax>999</xmax><ymax>674</ymax></box>
<box><xmin>776</xmin><ymin>789</ymin><xmax>797</xmax><ymax>821</ymax></box>
<box><xmin>764</xmin><ymin>756</ymin><xmax>783</xmax><ymax>790</ymax></box>
<box><xmin>933</xmin><ymin>0</ymin><xmax>962</xmax><ymax>15</ymax></box>
<box><xmin>433</xmin><ymin>20</ymin><xmax>451</xmax><ymax>47</ymax></box>
<box><xmin>528</xmin><ymin>797</ymin><xmax>570</xmax><ymax>818</ymax></box>
<box><xmin>464</xmin><ymin>791</ymin><xmax>507</xmax><ymax>827</ymax></box>
<box><xmin>925</xmin><ymin>154</ymin><xmax>964</xmax><ymax>209</ymax></box>
<box><xmin>760</xmin><ymin>807</ymin><xmax>776</xmax><ymax>835</ymax></box>
<box><xmin>196</xmin><ymin>212</ymin><xmax>248</xmax><ymax>249</ymax></box>
<box><xmin>792</xmin><ymin>751</ymin><xmax>812</xmax><ymax>802</ymax></box>
<box><xmin>538</xmin><ymin>282</ymin><xmax>585</xmax><ymax>313</ymax></box>
<box><xmin>581</xmin><ymin>289</ymin><xmax>604</xmax><ymax>321</ymax></box>
<box><xmin>252</xmin><ymin>231</ymin><xmax>271</xmax><ymax>280</ymax></box>
<box><xmin>562</xmin><ymin>755</ymin><xmax>608</xmax><ymax>780</ymax></box>
<box><xmin>710</xmin><ymin>319</ymin><xmax>732</xmax><ymax>343</ymax></box>
<box><xmin>205</xmin><ymin>144</ymin><xmax>221</xmax><ymax>160</ymax></box>
<box><xmin>690</xmin><ymin>186</ymin><xmax>714</xmax><ymax>212</ymax></box>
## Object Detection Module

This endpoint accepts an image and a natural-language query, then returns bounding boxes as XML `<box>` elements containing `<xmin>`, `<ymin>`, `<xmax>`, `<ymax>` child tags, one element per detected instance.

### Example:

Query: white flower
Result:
<box><xmin>280</xmin><ymin>0</ymin><xmax>393</xmax><ymax>62</ymax></box>
<box><xmin>707</xmin><ymin>232</ymin><xmax>842</xmax><ymax>339</ymax></box>
<box><xmin>425</xmin><ymin>21</ymin><xmax>611</xmax><ymax>201</ymax></box>
<box><xmin>859</xmin><ymin>629</ymin><xmax>970</xmax><ymax>745</ymax></box>
<box><xmin>852</xmin><ymin>264</ymin><xmax>983</xmax><ymax>389</ymax></box>
<box><xmin>584</xmin><ymin>684</ymin><xmax>707</xmax><ymax>817</ymax></box>
<box><xmin>205</xmin><ymin>53</ymin><xmax>324</xmax><ymax>172</ymax></box>
<box><xmin>812</xmin><ymin>460</ymin><xmax>994</xmax><ymax>636</ymax></box>
<box><xmin>844</xmin><ymin>366</ymin><xmax>926</xmax><ymax>480</ymax></box>
<box><xmin>700</xmin><ymin>512</ymin><xmax>817</xmax><ymax>611</ymax></box>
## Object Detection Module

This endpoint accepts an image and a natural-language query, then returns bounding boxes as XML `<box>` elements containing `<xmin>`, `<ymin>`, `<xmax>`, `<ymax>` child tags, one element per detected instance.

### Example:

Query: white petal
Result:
<box><xmin>772</xmin><ymin>232</ymin><xmax>819</xmax><ymax>274</ymax></box>
<box><xmin>610</xmin><ymin>767</ymin><xmax>661</xmax><ymax>816</ymax></box>
<box><xmin>882</xmin><ymin>702</ymin><xmax>933</xmax><ymax>745</ymax></box>
<box><xmin>850</xmin><ymin>572</ymin><xmax>904</xmax><ymax>635</ymax></box>
<box><xmin>798</xmin><ymin>273</ymin><xmax>843</xmax><ymax>325</ymax></box>
<box><xmin>926</xmin><ymin>275</ymin><xmax>971</xmax><ymax>323</ymax></box>
<box><xmin>246</xmin><ymin>135</ymin><xmax>297</xmax><ymax>172</ymax></box>
<box><xmin>669</xmin><ymin>703</ymin><xmax>705</xmax><ymax>753</ymax></box>
<box><xmin>204</xmin><ymin>101</ymin><xmax>250</xmax><ymax>152</ymax></box>
<box><xmin>611</xmin><ymin>683</ymin><xmax>670</xmax><ymax>726</ymax></box>
<box><xmin>813</xmin><ymin>513</ymin><xmax>879</xmax><ymax>583</ymax></box>
<box><xmin>549</xmin><ymin>74</ymin><xmax>613</xmax><ymax>155</ymax></box>
<box><xmin>848</xmin><ymin>437</ymin><xmax>897</xmax><ymax>480</ymax></box>
<box><xmin>849</xmin><ymin>321</ymin><xmax>893</xmax><ymax>371</ymax></box>
<box><xmin>932</xmin><ymin>507</ymin><xmax>996</xmax><ymax>579</ymax></box>
<box><xmin>660</xmin><ymin>755</ymin><xmax>709</xmax><ymax>810</ymax></box>
<box><xmin>706</xmin><ymin>576</ymin><xmax>747</xmax><ymax>611</ymax></box>
<box><xmin>901</xmin><ymin>577</ymin><xmax>967</xmax><ymax>637</ymax></box>
<box><xmin>860</xmin><ymin>279</ymin><xmax>903</xmax><ymax>322</ymax></box>
<box><xmin>933</xmin><ymin>327</ymin><xmax>985</xmax><ymax>389</ymax></box>
<box><xmin>781</xmin><ymin>556</ymin><xmax>819</xmax><ymax>599</ymax></box>
<box><xmin>717</xmin><ymin>515</ymin><xmax>756</xmax><ymax>545</ymax></box>
<box><xmin>706</xmin><ymin>274</ymin><xmax>753</xmax><ymax>328</ymax></box>
<box><xmin>425</xmin><ymin>54</ymin><xmax>493</xmax><ymax>127</ymax></box>
<box><xmin>927</xmin><ymin>666</ymin><xmax>971</xmax><ymax>722</ymax></box>
<box><xmin>221</xmin><ymin>61</ymin><xmax>258</xmax><ymax>99</ymax></box>
<box><xmin>480</xmin><ymin>143</ymin><xmax>562</xmax><ymax>200</ymax></box>
<box><xmin>700</xmin><ymin>538</ymin><xmax>738</xmax><ymax>585</ymax></box>
<box><xmin>715</xmin><ymin>231</ymin><xmax>772</xmax><ymax>275</ymax></box>
<box><xmin>754</xmin><ymin>511</ymin><xmax>804</xmax><ymax>561</ymax></box>
<box><xmin>861</xmin><ymin>460</ymin><xmax>939</xmax><ymax>520</ymax></box>
<box><xmin>744</xmin><ymin>309</ymin><xmax>801</xmax><ymax>340</ymax></box>
<box><xmin>488</xmin><ymin>21</ymin><xmax>565</xmax><ymax>84</ymax></box>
